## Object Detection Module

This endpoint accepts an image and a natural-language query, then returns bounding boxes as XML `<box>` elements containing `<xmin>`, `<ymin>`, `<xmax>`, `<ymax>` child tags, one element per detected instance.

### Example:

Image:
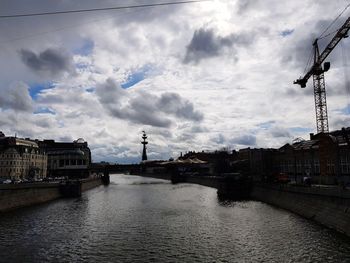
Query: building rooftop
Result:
<box><xmin>0</xmin><ymin>137</ymin><xmax>38</xmax><ymax>148</ymax></box>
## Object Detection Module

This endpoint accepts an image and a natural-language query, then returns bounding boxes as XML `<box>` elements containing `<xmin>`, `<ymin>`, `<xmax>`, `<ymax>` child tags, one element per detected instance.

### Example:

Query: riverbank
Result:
<box><xmin>137</xmin><ymin>173</ymin><xmax>350</xmax><ymax>237</ymax></box>
<box><xmin>251</xmin><ymin>183</ymin><xmax>350</xmax><ymax>237</ymax></box>
<box><xmin>0</xmin><ymin>177</ymin><xmax>105</xmax><ymax>212</ymax></box>
<box><xmin>1</xmin><ymin>174</ymin><xmax>349</xmax><ymax>262</ymax></box>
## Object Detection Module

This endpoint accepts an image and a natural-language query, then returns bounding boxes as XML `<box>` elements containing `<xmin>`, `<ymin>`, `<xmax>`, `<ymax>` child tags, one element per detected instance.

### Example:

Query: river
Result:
<box><xmin>0</xmin><ymin>174</ymin><xmax>350</xmax><ymax>262</ymax></box>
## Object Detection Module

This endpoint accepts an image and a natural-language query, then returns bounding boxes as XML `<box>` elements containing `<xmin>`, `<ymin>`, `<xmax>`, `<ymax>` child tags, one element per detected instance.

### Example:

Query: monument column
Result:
<box><xmin>141</xmin><ymin>131</ymin><xmax>148</xmax><ymax>161</ymax></box>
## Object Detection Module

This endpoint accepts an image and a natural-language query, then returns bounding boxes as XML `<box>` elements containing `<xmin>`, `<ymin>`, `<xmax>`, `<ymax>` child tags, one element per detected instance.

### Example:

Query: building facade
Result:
<box><xmin>238</xmin><ymin>148</ymin><xmax>276</xmax><ymax>181</ymax></box>
<box><xmin>0</xmin><ymin>134</ymin><xmax>47</xmax><ymax>181</ymax></box>
<box><xmin>271</xmin><ymin>128</ymin><xmax>350</xmax><ymax>184</ymax></box>
<box><xmin>38</xmin><ymin>138</ymin><xmax>91</xmax><ymax>178</ymax></box>
<box><xmin>181</xmin><ymin>150</ymin><xmax>237</xmax><ymax>175</ymax></box>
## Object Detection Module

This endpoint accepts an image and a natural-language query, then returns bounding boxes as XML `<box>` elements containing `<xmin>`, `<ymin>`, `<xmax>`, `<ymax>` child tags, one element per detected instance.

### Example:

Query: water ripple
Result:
<box><xmin>0</xmin><ymin>174</ymin><xmax>349</xmax><ymax>262</ymax></box>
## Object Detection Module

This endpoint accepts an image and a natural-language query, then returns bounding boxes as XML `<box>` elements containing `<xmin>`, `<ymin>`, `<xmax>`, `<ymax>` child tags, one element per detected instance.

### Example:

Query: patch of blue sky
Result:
<box><xmin>29</xmin><ymin>82</ymin><xmax>55</xmax><ymax>100</ymax></box>
<box><xmin>34</xmin><ymin>107</ymin><xmax>56</xmax><ymax>115</ymax></box>
<box><xmin>74</xmin><ymin>39</ymin><xmax>94</xmax><ymax>56</ymax></box>
<box><xmin>58</xmin><ymin>120</ymin><xmax>64</xmax><ymax>128</ymax></box>
<box><xmin>121</xmin><ymin>64</ymin><xmax>153</xmax><ymax>89</ymax></box>
<box><xmin>76</xmin><ymin>62</ymin><xmax>89</xmax><ymax>69</ymax></box>
<box><xmin>289</xmin><ymin>127</ymin><xmax>312</xmax><ymax>133</ymax></box>
<box><xmin>339</xmin><ymin>104</ymin><xmax>350</xmax><ymax>115</ymax></box>
<box><xmin>257</xmin><ymin>120</ymin><xmax>276</xmax><ymax>129</ymax></box>
<box><xmin>281</xmin><ymin>29</ymin><xmax>294</xmax><ymax>37</ymax></box>
<box><xmin>86</xmin><ymin>87</ymin><xmax>95</xmax><ymax>93</ymax></box>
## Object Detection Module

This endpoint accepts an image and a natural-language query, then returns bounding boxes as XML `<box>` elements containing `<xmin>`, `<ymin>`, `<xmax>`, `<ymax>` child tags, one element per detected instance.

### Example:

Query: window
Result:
<box><xmin>314</xmin><ymin>159</ymin><xmax>320</xmax><ymax>174</ymax></box>
<box><xmin>326</xmin><ymin>159</ymin><xmax>335</xmax><ymax>175</ymax></box>
<box><xmin>341</xmin><ymin>154</ymin><xmax>349</xmax><ymax>174</ymax></box>
<box><xmin>296</xmin><ymin>160</ymin><xmax>302</xmax><ymax>173</ymax></box>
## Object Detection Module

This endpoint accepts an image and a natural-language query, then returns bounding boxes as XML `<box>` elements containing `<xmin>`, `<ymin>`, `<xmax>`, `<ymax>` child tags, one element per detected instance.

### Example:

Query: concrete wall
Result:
<box><xmin>81</xmin><ymin>178</ymin><xmax>103</xmax><ymax>191</ymax></box>
<box><xmin>140</xmin><ymin>173</ymin><xmax>171</xmax><ymax>181</ymax></box>
<box><xmin>251</xmin><ymin>183</ymin><xmax>350</xmax><ymax>237</ymax></box>
<box><xmin>0</xmin><ymin>178</ymin><xmax>103</xmax><ymax>212</ymax></box>
<box><xmin>185</xmin><ymin>176</ymin><xmax>220</xmax><ymax>189</ymax></box>
<box><xmin>0</xmin><ymin>183</ymin><xmax>61</xmax><ymax>212</ymax></box>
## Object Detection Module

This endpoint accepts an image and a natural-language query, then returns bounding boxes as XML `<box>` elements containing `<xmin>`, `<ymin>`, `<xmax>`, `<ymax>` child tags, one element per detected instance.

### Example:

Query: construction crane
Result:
<box><xmin>294</xmin><ymin>16</ymin><xmax>350</xmax><ymax>133</ymax></box>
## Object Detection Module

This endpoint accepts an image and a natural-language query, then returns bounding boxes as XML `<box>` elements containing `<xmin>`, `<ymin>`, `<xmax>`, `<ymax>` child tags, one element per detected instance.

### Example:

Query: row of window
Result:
<box><xmin>0</xmin><ymin>169</ymin><xmax>46</xmax><ymax>177</ymax></box>
<box><xmin>0</xmin><ymin>160</ymin><xmax>46</xmax><ymax>166</ymax></box>
<box><xmin>0</xmin><ymin>167</ymin><xmax>30</xmax><ymax>173</ymax></box>
<box><xmin>279</xmin><ymin>159</ymin><xmax>349</xmax><ymax>175</ymax></box>
<box><xmin>0</xmin><ymin>154</ymin><xmax>46</xmax><ymax>160</ymax></box>
<box><xmin>56</xmin><ymin>159</ymin><xmax>87</xmax><ymax>167</ymax></box>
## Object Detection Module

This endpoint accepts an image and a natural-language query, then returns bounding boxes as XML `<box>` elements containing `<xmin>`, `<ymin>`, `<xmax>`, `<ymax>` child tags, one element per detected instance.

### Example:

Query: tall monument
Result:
<box><xmin>141</xmin><ymin>131</ymin><xmax>148</xmax><ymax>161</ymax></box>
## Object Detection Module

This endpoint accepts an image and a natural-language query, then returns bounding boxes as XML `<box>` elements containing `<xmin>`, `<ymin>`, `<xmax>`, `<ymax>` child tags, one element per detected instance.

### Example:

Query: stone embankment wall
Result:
<box><xmin>0</xmin><ymin>178</ymin><xmax>102</xmax><ymax>212</ymax></box>
<box><xmin>81</xmin><ymin>177</ymin><xmax>103</xmax><ymax>191</ymax></box>
<box><xmin>140</xmin><ymin>173</ymin><xmax>171</xmax><ymax>181</ymax></box>
<box><xmin>0</xmin><ymin>183</ymin><xmax>61</xmax><ymax>212</ymax></box>
<box><xmin>135</xmin><ymin>174</ymin><xmax>350</xmax><ymax>237</ymax></box>
<box><xmin>251</xmin><ymin>183</ymin><xmax>350</xmax><ymax>237</ymax></box>
<box><xmin>185</xmin><ymin>176</ymin><xmax>220</xmax><ymax>189</ymax></box>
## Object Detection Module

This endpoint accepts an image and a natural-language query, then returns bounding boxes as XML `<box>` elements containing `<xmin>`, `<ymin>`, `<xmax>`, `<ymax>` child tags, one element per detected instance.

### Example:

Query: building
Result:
<box><xmin>274</xmin><ymin>128</ymin><xmax>350</xmax><ymax>184</ymax></box>
<box><xmin>38</xmin><ymin>138</ymin><xmax>91</xmax><ymax>178</ymax></box>
<box><xmin>237</xmin><ymin>148</ymin><xmax>276</xmax><ymax>181</ymax></box>
<box><xmin>0</xmin><ymin>133</ymin><xmax>47</xmax><ymax>181</ymax></box>
<box><xmin>181</xmin><ymin>150</ymin><xmax>238</xmax><ymax>175</ymax></box>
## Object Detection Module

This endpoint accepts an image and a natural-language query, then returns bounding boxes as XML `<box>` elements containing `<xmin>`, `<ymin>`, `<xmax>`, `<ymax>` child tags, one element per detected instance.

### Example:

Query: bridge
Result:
<box><xmin>89</xmin><ymin>163</ymin><xmax>252</xmax><ymax>199</ymax></box>
<box><xmin>90</xmin><ymin>163</ymin><xmax>140</xmax><ymax>174</ymax></box>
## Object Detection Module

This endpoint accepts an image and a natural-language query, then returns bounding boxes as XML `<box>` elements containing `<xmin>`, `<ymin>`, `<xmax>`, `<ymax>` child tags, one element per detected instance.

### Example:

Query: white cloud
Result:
<box><xmin>0</xmin><ymin>82</ymin><xmax>33</xmax><ymax>112</ymax></box>
<box><xmin>1</xmin><ymin>0</ymin><xmax>350</xmax><ymax>163</ymax></box>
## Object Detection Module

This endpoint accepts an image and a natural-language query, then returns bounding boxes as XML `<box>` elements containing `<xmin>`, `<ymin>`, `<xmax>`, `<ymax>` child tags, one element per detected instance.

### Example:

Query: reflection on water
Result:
<box><xmin>0</xmin><ymin>174</ymin><xmax>350</xmax><ymax>263</ymax></box>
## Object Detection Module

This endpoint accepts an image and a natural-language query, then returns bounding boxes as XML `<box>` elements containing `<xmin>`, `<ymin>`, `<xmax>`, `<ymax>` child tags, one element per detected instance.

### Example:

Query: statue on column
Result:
<box><xmin>141</xmin><ymin>131</ymin><xmax>148</xmax><ymax>161</ymax></box>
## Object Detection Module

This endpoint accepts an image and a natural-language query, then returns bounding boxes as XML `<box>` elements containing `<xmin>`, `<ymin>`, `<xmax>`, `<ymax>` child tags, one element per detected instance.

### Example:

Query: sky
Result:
<box><xmin>1</xmin><ymin>0</ymin><xmax>350</xmax><ymax>163</ymax></box>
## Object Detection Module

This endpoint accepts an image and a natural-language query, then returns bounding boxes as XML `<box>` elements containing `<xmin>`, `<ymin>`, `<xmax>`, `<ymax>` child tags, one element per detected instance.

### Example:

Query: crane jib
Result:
<box><xmin>294</xmin><ymin>16</ymin><xmax>350</xmax><ymax>87</ymax></box>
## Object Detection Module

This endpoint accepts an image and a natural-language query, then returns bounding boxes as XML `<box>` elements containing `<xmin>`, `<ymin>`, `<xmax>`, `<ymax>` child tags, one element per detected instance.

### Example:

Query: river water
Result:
<box><xmin>0</xmin><ymin>174</ymin><xmax>350</xmax><ymax>263</ymax></box>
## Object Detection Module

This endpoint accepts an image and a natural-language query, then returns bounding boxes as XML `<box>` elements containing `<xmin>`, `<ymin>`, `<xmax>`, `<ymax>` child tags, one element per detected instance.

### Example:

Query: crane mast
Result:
<box><xmin>294</xmin><ymin>16</ymin><xmax>350</xmax><ymax>133</ymax></box>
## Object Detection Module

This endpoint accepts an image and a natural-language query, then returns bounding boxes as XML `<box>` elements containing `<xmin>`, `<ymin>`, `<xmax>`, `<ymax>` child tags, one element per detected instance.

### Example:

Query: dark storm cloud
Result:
<box><xmin>157</xmin><ymin>92</ymin><xmax>203</xmax><ymax>121</ymax></box>
<box><xmin>0</xmin><ymin>0</ymin><xmax>185</xmax><ymax>43</ymax></box>
<box><xmin>271</xmin><ymin>127</ymin><xmax>291</xmax><ymax>138</ymax></box>
<box><xmin>127</xmin><ymin>94</ymin><xmax>173</xmax><ymax>127</ymax></box>
<box><xmin>281</xmin><ymin>18</ymin><xmax>348</xmax><ymax>71</ymax></box>
<box><xmin>0</xmin><ymin>82</ymin><xmax>33</xmax><ymax>111</ymax></box>
<box><xmin>331</xmin><ymin>115</ymin><xmax>350</xmax><ymax>129</ymax></box>
<box><xmin>231</xmin><ymin>134</ymin><xmax>256</xmax><ymax>146</ymax></box>
<box><xmin>34</xmin><ymin>118</ymin><xmax>53</xmax><ymax>128</ymax></box>
<box><xmin>96</xmin><ymin>78</ymin><xmax>203</xmax><ymax>127</ymax></box>
<box><xmin>19</xmin><ymin>48</ymin><xmax>75</xmax><ymax>77</ymax></box>
<box><xmin>184</xmin><ymin>28</ymin><xmax>251</xmax><ymax>64</ymax></box>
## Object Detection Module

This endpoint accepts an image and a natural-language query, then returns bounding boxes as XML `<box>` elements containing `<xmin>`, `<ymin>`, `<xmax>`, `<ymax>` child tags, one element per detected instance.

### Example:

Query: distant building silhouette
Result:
<box><xmin>179</xmin><ymin>127</ymin><xmax>350</xmax><ymax>185</ymax></box>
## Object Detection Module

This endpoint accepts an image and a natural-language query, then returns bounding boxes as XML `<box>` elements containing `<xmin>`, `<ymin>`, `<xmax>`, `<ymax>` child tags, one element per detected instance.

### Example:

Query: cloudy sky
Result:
<box><xmin>1</xmin><ymin>0</ymin><xmax>350</xmax><ymax>163</ymax></box>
